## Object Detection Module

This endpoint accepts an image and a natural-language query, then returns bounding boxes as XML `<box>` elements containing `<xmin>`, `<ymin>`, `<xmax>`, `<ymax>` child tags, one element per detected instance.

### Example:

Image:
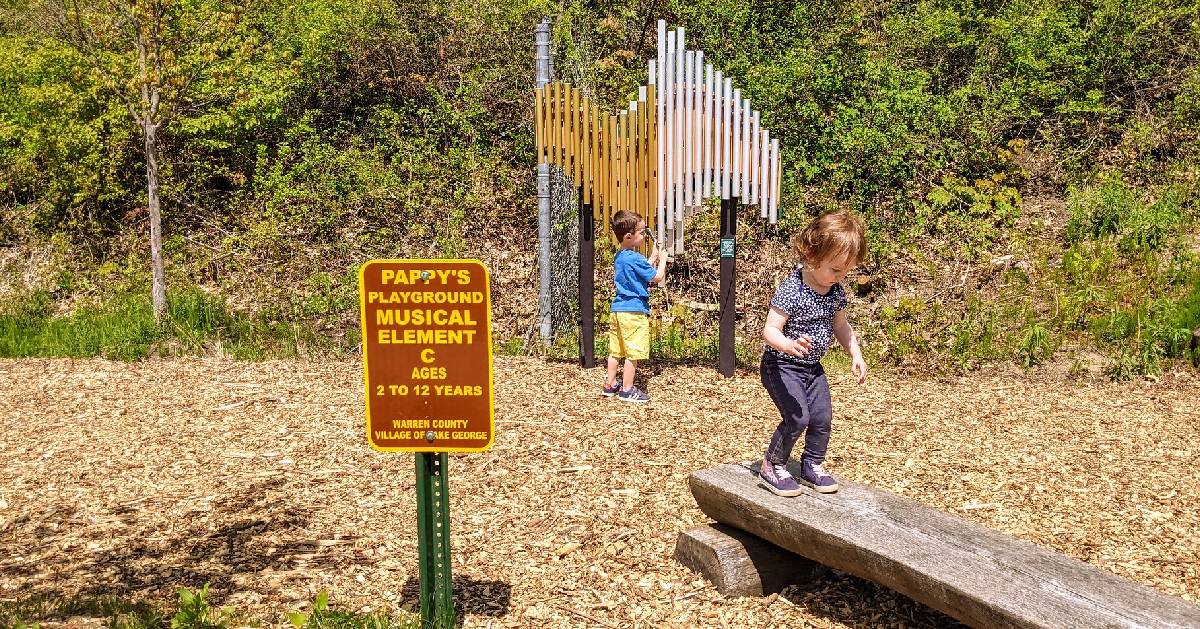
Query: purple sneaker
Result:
<box><xmin>617</xmin><ymin>386</ymin><xmax>650</xmax><ymax>403</ymax></box>
<box><xmin>759</xmin><ymin>460</ymin><xmax>802</xmax><ymax>497</ymax></box>
<box><xmin>602</xmin><ymin>381</ymin><xmax>621</xmax><ymax>397</ymax></box>
<box><xmin>799</xmin><ymin>460</ymin><xmax>840</xmax><ymax>493</ymax></box>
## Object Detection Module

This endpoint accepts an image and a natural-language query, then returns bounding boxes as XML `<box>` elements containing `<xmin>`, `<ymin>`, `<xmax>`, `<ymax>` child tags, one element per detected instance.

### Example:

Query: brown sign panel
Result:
<box><xmin>359</xmin><ymin>259</ymin><xmax>494</xmax><ymax>453</ymax></box>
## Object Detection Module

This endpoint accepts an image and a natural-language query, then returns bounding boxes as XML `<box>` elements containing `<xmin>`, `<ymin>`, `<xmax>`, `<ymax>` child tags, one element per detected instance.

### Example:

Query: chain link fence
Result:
<box><xmin>546</xmin><ymin>166</ymin><xmax>581</xmax><ymax>345</ymax></box>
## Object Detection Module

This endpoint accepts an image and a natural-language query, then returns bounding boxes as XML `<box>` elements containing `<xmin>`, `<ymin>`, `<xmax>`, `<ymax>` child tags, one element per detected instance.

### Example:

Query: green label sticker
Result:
<box><xmin>720</xmin><ymin>238</ymin><xmax>735</xmax><ymax>258</ymax></box>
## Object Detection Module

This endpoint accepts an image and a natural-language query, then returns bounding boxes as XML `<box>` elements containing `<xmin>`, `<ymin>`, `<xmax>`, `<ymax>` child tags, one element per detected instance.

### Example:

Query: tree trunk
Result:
<box><xmin>144</xmin><ymin>118</ymin><xmax>166</xmax><ymax>320</ymax></box>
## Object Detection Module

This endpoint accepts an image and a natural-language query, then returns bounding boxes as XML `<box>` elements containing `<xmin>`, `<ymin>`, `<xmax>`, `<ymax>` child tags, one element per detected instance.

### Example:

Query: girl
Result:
<box><xmin>758</xmin><ymin>209</ymin><xmax>867</xmax><ymax>496</ymax></box>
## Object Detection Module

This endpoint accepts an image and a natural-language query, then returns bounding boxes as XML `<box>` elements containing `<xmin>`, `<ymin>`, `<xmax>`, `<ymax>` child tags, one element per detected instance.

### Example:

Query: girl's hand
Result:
<box><xmin>789</xmin><ymin>336</ymin><xmax>812</xmax><ymax>359</ymax></box>
<box><xmin>852</xmin><ymin>355</ymin><xmax>868</xmax><ymax>384</ymax></box>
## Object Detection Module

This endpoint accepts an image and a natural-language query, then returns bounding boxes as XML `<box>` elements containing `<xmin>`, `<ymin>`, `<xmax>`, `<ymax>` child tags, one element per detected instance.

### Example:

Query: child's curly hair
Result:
<box><xmin>793</xmin><ymin>209</ymin><xmax>866</xmax><ymax>267</ymax></box>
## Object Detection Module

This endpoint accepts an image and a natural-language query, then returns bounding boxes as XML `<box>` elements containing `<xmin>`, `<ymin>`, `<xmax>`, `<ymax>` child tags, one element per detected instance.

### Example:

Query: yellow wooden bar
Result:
<box><xmin>616</xmin><ymin>113</ymin><xmax>623</xmax><ymax>218</ymax></box>
<box><xmin>641</xmin><ymin>101</ymin><xmax>650</xmax><ymax>255</ymax></box>
<box><xmin>535</xmin><ymin>86</ymin><xmax>543</xmax><ymax>165</ymax></box>
<box><xmin>616</xmin><ymin>114</ymin><xmax>624</xmax><ymax>218</ymax></box>
<box><xmin>635</xmin><ymin>104</ymin><xmax>644</xmax><ymax>219</ymax></box>
<box><xmin>639</xmin><ymin>100</ymin><xmax>648</xmax><ymax>221</ymax></box>
<box><xmin>564</xmin><ymin>85</ymin><xmax>572</xmax><ymax>178</ymax></box>
<box><xmin>565</xmin><ymin>85</ymin><xmax>574</xmax><ymax>181</ymax></box>
<box><xmin>574</xmin><ymin>88</ymin><xmax>582</xmax><ymax>184</ymax></box>
<box><xmin>630</xmin><ymin>108</ymin><xmax>639</xmax><ymax>217</ymax></box>
<box><xmin>576</xmin><ymin>97</ymin><xmax>585</xmax><ymax>204</ymax></box>
<box><xmin>614</xmin><ymin>113</ymin><xmax>621</xmax><ymax>217</ymax></box>
<box><xmin>576</xmin><ymin>87</ymin><xmax>585</xmax><ymax>182</ymax></box>
<box><xmin>630</xmin><ymin>106</ymin><xmax>638</xmax><ymax>219</ymax></box>
<box><xmin>594</xmin><ymin>104</ymin><xmax>603</xmax><ymax>222</ymax></box>
<box><xmin>559</xmin><ymin>85</ymin><xmax>567</xmax><ymax>172</ymax></box>
<box><xmin>634</xmin><ymin>106</ymin><xmax>642</xmax><ymax>219</ymax></box>
<box><xmin>634</xmin><ymin>111</ymin><xmax>641</xmax><ymax>215</ymax></box>
<box><xmin>586</xmin><ymin>104</ymin><xmax>594</xmax><ymax>211</ymax></box>
<box><xmin>552</xmin><ymin>82</ymin><xmax>560</xmax><ymax>167</ymax></box>
<box><xmin>608</xmin><ymin>114</ymin><xmax>617</xmax><ymax>239</ymax></box>
<box><xmin>548</xmin><ymin>83</ymin><xmax>557</xmax><ymax>167</ymax></box>
<box><xmin>634</xmin><ymin>107</ymin><xmax>641</xmax><ymax>218</ymax></box>
<box><xmin>560</xmin><ymin>83</ymin><xmax>568</xmax><ymax>167</ymax></box>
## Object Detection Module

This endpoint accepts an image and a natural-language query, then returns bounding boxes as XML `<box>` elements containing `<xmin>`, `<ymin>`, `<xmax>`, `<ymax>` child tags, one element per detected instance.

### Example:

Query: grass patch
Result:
<box><xmin>288</xmin><ymin>591</ymin><xmax>427</xmax><ymax>629</ymax></box>
<box><xmin>0</xmin><ymin>587</ymin><xmax>423</xmax><ymax>629</ymax></box>
<box><xmin>0</xmin><ymin>593</ymin><xmax>165</xmax><ymax>629</ymax></box>
<box><xmin>0</xmin><ymin>286</ymin><xmax>352</xmax><ymax>360</ymax></box>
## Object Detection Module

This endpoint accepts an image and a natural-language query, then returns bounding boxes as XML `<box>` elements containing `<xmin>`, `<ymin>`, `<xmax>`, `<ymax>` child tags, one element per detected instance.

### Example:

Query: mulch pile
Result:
<box><xmin>1</xmin><ymin>357</ymin><xmax>1197</xmax><ymax>628</ymax></box>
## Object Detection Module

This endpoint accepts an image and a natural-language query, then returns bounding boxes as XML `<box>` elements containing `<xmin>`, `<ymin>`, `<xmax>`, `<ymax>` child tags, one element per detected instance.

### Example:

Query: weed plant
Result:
<box><xmin>0</xmin><ymin>586</ymin><xmax>422</xmax><ymax>629</ymax></box>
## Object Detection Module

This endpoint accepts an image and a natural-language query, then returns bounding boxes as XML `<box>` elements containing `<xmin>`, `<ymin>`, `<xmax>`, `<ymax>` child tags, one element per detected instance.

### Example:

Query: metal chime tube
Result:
<box><xmin>691</xmin><ymin>51</ymin><xmax>702</xmax><ymax>209</ymax></box>
<box><xmin>731</xmin><ymin>88</ymin><xmax>741</xmax><ymax>198</ymax></box>
<box><xmin>763</xmin><ymin>126</ymin><xmax>772</xmax><ymax>217</ymax></box>
<box><xmin>771</xmin><ymin>138</ymin><xmax>780</xmax><ymax>223</ymax></box>
<box><xmin>657</xmin><ymin>21</ymin><xmax>667</xmax><ymax>238</ymax></box>
<box><xmin>750</xmin><ymin>110</ymin><xmax>759</xmax><ymax>207</ymax></box>
<box><xmin>741</xmin><ymin>97</ymin><xmax>751</xmax><ymax>204</ymax></box>
<box><xmin>662</xmin><ymin>45</ymin><xmax>671</xmax><ymax>248</ymax></box>
<box><xmin>761</xmin><ymin>128</ymin><xmax>770</xmax><ymax>218</ymax></box>
<box><xmin>683</xmin><ymin>50</ymin><xmax>693</xmax><ymax>210</ymax></box>
<box><xmin>704</xmin><ymin>64</ymin><xmax>714</xmax><ymax>199</ymax></box>
<box><xmin>721</xmin><ymin>77</ymin><xmax>731</xmax><ymax>199</ymax></box>
<box><xmin>674</xmin><ymin>30</ymin><xmax>685</xmax><ymax>247</ymax></box>
<box><xmin>674</xmin><ymin>28</ymin><xmax>685</xmax><ymax>251</ymax></box>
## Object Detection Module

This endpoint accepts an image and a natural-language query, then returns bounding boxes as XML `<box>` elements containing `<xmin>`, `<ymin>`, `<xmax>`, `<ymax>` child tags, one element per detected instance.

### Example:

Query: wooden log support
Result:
<box><xmin>689</xmin><ymin>462</ymin><xmax>1200</xmax><ymax>629</ymax></box>
<box><xmin>675</xmin><ymin>523</ymin><xmax>826</xmax><ymax>597</ymax></box>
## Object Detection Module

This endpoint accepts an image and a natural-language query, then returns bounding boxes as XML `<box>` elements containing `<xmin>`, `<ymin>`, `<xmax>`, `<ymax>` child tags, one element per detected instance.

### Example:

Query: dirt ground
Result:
<box><xmin>1</xmin><ymin>357</ymin><xmax>1198</xmax><ymax>628</ymax></box>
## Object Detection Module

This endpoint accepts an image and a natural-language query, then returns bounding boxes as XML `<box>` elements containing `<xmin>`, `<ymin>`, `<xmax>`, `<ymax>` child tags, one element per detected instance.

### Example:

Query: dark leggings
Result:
<box><xmin>761</xmin><ymin>353</ymin><xmax>833</xmax><ymax>466</ymax></box>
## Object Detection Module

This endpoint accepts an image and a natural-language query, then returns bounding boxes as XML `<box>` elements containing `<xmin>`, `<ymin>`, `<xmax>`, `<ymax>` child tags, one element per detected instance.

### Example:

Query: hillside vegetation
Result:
<box><xmin>1</xmin><ymin>0</ymin><xmax>1198</xmax><ymax>377</ymax></box>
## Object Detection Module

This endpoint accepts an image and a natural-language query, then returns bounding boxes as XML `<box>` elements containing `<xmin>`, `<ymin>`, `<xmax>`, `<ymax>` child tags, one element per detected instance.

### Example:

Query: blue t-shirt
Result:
<box><xmin>764</xmin><ymin>265</ymin><xmax>848</xmax><ymax>365</ymax></box>
<box><xmin>611</xmin><ymin>248</ymin><xmax>657</xmax><ymax>314</ymax></box>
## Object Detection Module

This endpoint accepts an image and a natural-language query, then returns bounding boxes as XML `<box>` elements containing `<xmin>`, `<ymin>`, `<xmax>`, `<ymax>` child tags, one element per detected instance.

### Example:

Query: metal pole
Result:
<box><xmin>719</xmin><ymin>198</ymin><xmax>737</xmax><ymax>377</ymax></box>
<box><xmin>536</xmin><ymin>19</ymin><xmax>553</xmax><ymax>340</ymax></box>
<box><xmin>579</xmin><ymin>187</ymin><xmax>595</xmax><ymax>367</ymax></box>
<box><xmin>416</xmin><ymin>452</ymin><xmax>455</xmax><ymax>628</ymax></box>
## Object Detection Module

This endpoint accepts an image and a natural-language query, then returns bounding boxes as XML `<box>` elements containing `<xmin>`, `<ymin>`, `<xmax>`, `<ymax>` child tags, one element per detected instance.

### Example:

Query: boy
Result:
<box><xmin>602</xmin><ymin>210</ymin><xmax>667</xmax><ymax>403</ymax></box>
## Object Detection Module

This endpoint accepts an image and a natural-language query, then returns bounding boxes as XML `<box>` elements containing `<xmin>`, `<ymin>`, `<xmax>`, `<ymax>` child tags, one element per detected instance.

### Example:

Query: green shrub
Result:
<box><xmin>171</xmin><ymin>584</ymin><xmax>236</xmax><ymax>629</ymax></box>
<box><xmin>1017</xmin><ymin>318</ymin><xmax>1054</xmax><ymax>367</ymax></box>
<box><xmin>1066</xmin><ymin>178</ymin><xmax>1138</xmax><ymax>243</ymax></box>
<box><xmin>288</xmin><ymin>591</ymin><xmax>422</xmax><ymax>629</ymax></box>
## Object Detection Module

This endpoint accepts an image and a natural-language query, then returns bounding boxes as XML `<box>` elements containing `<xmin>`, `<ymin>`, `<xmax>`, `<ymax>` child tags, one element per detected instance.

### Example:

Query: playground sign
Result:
<box><xmin>359</xmin><ymin>259</ymin><xmax>494</xmax><ymax>453</ymax></box>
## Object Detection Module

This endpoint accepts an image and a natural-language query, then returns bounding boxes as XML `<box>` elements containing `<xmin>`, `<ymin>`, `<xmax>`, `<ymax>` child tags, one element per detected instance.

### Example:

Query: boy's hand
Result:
<box><xmin>787</xmin><ymin>335</ymin><xmax>812</xmax><ymax>359</ymax></box>
<box><xmin>851</xmin><ymin>355</ymin><xmax>868</xmax><ymax>384</ymax></box>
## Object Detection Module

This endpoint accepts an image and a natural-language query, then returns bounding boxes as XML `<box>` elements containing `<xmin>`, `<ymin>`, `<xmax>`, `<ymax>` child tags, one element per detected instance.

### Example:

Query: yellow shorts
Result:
<box><xmin>608</xmin><ymin>311</ymin><xmax>650</xmax><ymax>361</ymax></box>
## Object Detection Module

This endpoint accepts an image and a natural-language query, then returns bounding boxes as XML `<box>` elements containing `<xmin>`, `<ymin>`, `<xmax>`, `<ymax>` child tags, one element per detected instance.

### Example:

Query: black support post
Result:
<box><xmin>718</xmin><ymin>198</ymin><xmax>737</xmax><ymax>377</ymax></box>
<box><xmin>578</xmin><ymin>189</ymin><xmax>596</xmax><ymax>368</ymax></box>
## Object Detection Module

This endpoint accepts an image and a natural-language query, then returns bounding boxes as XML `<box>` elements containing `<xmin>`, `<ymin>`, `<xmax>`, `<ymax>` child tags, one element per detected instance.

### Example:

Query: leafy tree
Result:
<box><xmin>35</xmin><ymin>0</ymin><xmax>249</xmax><ymax>318</ymax></box>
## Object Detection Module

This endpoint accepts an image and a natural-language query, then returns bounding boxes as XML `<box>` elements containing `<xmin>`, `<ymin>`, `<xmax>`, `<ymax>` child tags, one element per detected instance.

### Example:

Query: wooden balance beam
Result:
<box><xmin>688</xmin><ymin>462</ymin><xmax>1200</xmax><ymax>628</ymax></box>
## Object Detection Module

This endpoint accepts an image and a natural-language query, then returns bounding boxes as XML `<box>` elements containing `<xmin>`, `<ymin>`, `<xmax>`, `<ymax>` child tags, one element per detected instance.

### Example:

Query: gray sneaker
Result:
<box><xmin>602</xmin><ymin>381</ymin><xmax>621</xmax><ymax>397</ymax></box>
<box><xmin>799</xmin><ymin>460</ymin><xmax>840</xmax><ymax>493</ymax></box>
<box><xmin>617</xmin><ymin>386</ymin><xmax>650</xmax><ymax>403</ymax></box>
<box><xmin>759</xmin><ymin>460</ymin><xmax>802</xmax><ymax>497</ymax></box>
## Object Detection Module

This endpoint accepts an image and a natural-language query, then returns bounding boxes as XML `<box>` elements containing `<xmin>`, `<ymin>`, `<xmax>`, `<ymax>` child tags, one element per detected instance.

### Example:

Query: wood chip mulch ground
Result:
<box><xmin>1</xmin><ymin>357</ymin><xmax>1197</xmax><ymax>628</ymax></box>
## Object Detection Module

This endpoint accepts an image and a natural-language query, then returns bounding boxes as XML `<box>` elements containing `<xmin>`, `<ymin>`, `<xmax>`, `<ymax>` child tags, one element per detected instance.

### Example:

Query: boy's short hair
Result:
<box><xmin>611</xmin><ymin>210</ymin><xmax>642</xmax><ymax>241</ymax></box>
<box><xmin>793</xmin><ymin>209</ymin><xmax>867</xmax><ymax>267</ymax></box>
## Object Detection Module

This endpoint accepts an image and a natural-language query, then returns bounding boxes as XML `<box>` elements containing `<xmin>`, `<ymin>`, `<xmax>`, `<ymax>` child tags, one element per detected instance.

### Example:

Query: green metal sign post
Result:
<box><xmin>415</xmin><ymin>452</ymin><xmax>454</xmax><ymax>627</ymax></box>
<box><xmin>359</xmin><ymin>259</ymin><xmax>495</xmax><ymax>628</ymax></box>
